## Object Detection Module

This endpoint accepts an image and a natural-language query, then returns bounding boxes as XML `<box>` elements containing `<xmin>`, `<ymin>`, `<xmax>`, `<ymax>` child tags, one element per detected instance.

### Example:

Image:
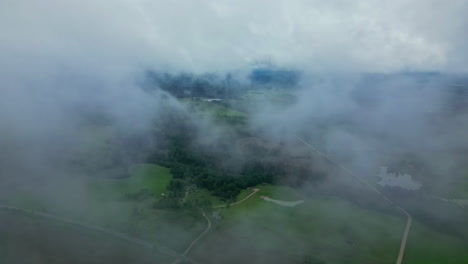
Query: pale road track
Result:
<box><xmin>295</xmin><ymin>135</ymin><xmax>412</xmax><ymax>264</ymax></box>
<box><xmin>213</xmin><ymin>188</ymin><xmax>260</xmax><ymax>208</ymax></box>
<box><xmin>182</xmin><ymin>191</ymin><xmax>189</xmax><ymax>203</ymax></box>
<box><xmin>430</xmin><ymin>195</ymin><xmax>467</xmax><ymax>209</ymax></box>
<box><xmin>173</xmin><ymin>188</ymin><xmax>260</xmax><ymax>264</ymax></box>
<box><xmin>207</xmin><ymin>101</ymin><xmax>245</xmax><ymax>115</ymax></box>
<box><xmin>171</xmin><ymin>209</ymin><xmax>211</xmax><ymax>264</ymax></box>
<box><xmin>183</xmin><ymin>210</ymin><xmax>211</xmax><ymax>256</ymax></box>
<box><xmin>0</xmin><ymin>204</ymin><xmax>197</xmax><ymax>264</ymax></box>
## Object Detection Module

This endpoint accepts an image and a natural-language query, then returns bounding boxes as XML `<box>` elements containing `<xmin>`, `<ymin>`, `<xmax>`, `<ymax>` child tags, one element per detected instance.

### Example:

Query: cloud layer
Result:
<box><xmin>1</xmin><ymin>0</ymin><xmax>467</xmax><ymax>76</ymax></box>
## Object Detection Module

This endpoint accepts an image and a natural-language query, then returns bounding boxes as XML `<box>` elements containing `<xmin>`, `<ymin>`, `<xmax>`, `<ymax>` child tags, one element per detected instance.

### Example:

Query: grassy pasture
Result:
<box><xmin>194</xmin><ymin>184</ymin><xmax>468</xmax><ymax>264</ymax></box>
<box><xmin>404</xmin><ymin>221</ymin><xmax>468</xmax><ymax>264</ymax></box>
<box><xmin>87</xmin><ymin>164</ymin><xmax>172</xmax><ymax>200</ymax></box>
<box><xmin>2</xmin><ymin>163</ymin><xmax>207</xmax><ymax>254</ymax></box>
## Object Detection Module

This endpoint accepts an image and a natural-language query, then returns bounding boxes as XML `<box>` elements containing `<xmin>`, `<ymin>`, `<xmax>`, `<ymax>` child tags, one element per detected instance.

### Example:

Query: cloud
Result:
<box><xmin>1</xmin><ymin>0</ymin><xmax>467</xmax><ymax>76</ymax></box>
<box><xmin>0</xmin><ymin>0</ymin><xmax>467</xmax><ymax>193</ymax></box>
<box><xmin>0</xmin><ymin>3</ymin><xmax>467</xmax><ymax>262</ymax></box>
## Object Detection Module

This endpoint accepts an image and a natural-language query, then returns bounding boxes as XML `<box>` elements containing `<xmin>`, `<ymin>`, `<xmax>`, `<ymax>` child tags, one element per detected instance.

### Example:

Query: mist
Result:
<box><xmin>1</xmin><ymin>1</ymin><xmax>468</xmax><ymax>264</ymax></box>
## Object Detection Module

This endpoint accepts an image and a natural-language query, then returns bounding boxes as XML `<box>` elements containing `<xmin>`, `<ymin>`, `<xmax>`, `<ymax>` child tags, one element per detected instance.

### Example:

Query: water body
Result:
<box><xmin>260</xmin><ymin>196</ymin><xmax>304</xmax><ymax>207</ymax></box>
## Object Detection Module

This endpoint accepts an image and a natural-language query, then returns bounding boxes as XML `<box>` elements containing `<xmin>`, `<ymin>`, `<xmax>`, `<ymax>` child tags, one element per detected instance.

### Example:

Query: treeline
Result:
<box><xmin>141</xmin><ymin>68</ymin><xmax>302</xmax><ymax>99</ymax></box>
<box><xmin>176</xmin><ymin>163</ymin><xmax>275</xmax><ymax>200</ymax></box>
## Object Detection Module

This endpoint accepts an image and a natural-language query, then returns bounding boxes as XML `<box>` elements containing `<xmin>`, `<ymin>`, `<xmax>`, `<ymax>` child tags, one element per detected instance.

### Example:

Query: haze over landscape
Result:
<box><xmin>1</xmin><ymin>1</ymin><xmax>468</xmax><ymax>264</ymax></box>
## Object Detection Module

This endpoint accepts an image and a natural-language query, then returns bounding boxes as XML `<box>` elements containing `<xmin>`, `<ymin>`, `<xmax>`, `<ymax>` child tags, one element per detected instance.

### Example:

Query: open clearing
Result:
<box><xmin>87</xmin><ymin>164</ymin><xmax>172</xmax><ymax>199</ymax></box>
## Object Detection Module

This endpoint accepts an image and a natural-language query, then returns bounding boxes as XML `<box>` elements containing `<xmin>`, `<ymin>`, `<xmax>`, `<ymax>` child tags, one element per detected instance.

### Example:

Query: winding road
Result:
<box><xmin>183</xmin><ymin>210</ymin><xmax>211</xmax><ymax>256</ymax></box>
<box><xmin>171</xmin><ymin>209</ymin><xmax>211</xmax><ymax>264</ymax></box>
<box><xmin>173</xmin><ymin>188</ymin><xmax>260</xmax><ymax>263</ymax></box>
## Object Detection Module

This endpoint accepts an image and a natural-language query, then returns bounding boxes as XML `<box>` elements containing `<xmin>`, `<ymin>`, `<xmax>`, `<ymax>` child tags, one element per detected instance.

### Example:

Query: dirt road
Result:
<box><xmin>173</xmin><ymin>188</ymin><xmax>260</xmax><ymax>264</ymax></box>
<box><xmin>183</xmin><ymin>210</ymin><xmax>211</xmax><ymax>256</ymax></box>
<box><xmin>171</xmin><ymin>209</ymin><xmax>211</xmax><ymax>264</ymax></box>
<box><xmin>430</xmin><ymin>195</ymin><xmax>468</xmax><ymax>209</ymax></box>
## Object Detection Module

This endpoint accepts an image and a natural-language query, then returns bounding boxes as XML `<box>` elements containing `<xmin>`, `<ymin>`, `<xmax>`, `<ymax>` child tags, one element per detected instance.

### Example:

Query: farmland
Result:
<box><xmin>191</xmin><ymin>184</ymin><xmax>468</xmax><ymax>264</ymax></box>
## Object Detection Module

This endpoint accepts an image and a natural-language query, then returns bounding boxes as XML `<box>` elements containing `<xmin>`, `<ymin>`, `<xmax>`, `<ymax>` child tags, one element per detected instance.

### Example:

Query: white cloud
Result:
<box><xmin>0</xmin><ymin>0</ymin><xmax>466</xmax><ymax>74</ymax></box>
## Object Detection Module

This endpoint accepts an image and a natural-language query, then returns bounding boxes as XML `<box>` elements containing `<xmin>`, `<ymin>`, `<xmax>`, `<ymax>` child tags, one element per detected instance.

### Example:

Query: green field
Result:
<box><xmin>192</xmin><ymin>184</ymin><xmax>468</xmax><ymax>264</ymax></box>
<box><xmin>4</xmin><ymin>121</ymin><xmax>468</xmax><ymax>263</ymax></box>
<box><xmin>215</xmin><ymin>185</ymin><xmax>403</xmax><ymax>264</ymax></box>
<box><xmin>2</xmin><ymin>163</ymin><xmax>207</xmax><ymax>254</ymax></box>
<box><xmin>87</xmin><ymin>164</ymin><xmax>172</xmax><ymax>200</ymax></box>
<box><xmin>4</xmin><ymin>164</ymin><xmax>174</xmax><ymax>224</ymax></box>
<box><xmin>83</xmin><ymin>164</ymin><xmax>209</xmax><ymax>252</ymax></box>
<box><xmin>451</xmin><ymin>172</ymin><xmax>468</xmax><ymax>199</ymax></box>
<box><xmin>404</xmin><ymin>222</ymin><xmax>468</xmax><ymax>264</ymax></box>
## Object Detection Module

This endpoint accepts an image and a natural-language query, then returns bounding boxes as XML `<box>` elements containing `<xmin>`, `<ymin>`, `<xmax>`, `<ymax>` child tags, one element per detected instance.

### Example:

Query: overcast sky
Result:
<box><xmin>1</xmin><ymin>0</ymin><xmax>467</xmax><ymax>153</ymax></box>
<box><xmin>1</xmin><ymin>0</ymin><xmax>467</xmax><ymax>77</ymax></box>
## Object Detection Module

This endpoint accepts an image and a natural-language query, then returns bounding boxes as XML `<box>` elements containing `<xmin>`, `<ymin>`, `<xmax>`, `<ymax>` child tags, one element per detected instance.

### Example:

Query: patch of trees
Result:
<box><xmin>168</xmin><ymin>161</ymin><xmax>276</xmax><ymax>200</ymax></box>
<box><xmin>141</xmin><ymin>71</ymin><xmax>243</xmax><ymax>98</ymax></box>
<box><xmin>152</xmin><ymin>192</ymin><xmax>213</xmax><ymax>210</ymax></box>
<box><xmin>153</xmin><ymin>195</ymin><xmax>181</xmax><ymax>210</ymax></box>
<box><xmin>148</xmin><ymin>141</ymin><xmax>281</xmax><ymax>200</ymax></box>
<box><xmin>168</xmin><ymin>178</ymin><xmax>185</xmax><ymax>191</ymax></box>
<box><xmin>141</xmin><ymin>68</ymin><xmax>302</xmax><ymax>100</ymax></box>
<box><xmin>144</xmin><ymin>110</ymin><xmax>331</xmax><ymax>201</ymax></box>
<box><xmin>142</xmin><ymin>106</ymin><xmax>290</xmax><ymax>201</ymax></box>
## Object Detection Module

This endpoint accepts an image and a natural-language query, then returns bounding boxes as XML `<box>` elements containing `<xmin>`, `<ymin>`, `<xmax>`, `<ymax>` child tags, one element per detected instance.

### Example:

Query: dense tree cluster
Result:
<box><xmin>142</xmin><ymin>71</ymin><xmax>244</xmax><ymax>98</ymax></box>
<box><xmin>149</xmin><ymin>145</ymin><xmax>279</xmax><ymax>200</ymax></box>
